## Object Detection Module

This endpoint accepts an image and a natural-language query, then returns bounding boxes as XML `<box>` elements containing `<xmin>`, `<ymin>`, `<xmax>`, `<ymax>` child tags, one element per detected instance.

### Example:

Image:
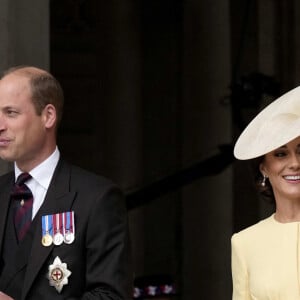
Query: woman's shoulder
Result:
<box><xmin>232</xmin><ymin>214</ymin><xmax>275</xmax><ymax>242</ymax></box>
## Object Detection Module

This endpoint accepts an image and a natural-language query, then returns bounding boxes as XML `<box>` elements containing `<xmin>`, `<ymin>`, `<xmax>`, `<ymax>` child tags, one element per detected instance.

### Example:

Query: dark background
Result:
<box><xmin>49</xmin><ymin>0</ymin><xmax>300</xmax><ymax>299</ymax></box>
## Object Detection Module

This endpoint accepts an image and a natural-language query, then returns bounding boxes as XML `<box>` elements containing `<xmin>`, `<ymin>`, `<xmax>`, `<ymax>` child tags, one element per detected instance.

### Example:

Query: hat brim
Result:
<box><xmin>234</xmin><ymin>86</ymin><xmax>300</xmax><ymax>160</ymax></box>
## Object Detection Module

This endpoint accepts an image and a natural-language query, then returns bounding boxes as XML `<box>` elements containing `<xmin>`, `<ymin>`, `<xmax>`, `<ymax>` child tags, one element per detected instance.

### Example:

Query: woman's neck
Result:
<box><xmin>275</xmin><ymin>200</ymin><xmax>300</xmax><ymax>223</ymax></box>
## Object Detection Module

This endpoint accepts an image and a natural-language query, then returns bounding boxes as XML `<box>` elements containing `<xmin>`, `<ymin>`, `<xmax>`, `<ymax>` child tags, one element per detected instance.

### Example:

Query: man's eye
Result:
<box><xmin>6</xmin><ymin>110</ymin><xmax>18</xmax><ymax>116</ymax></box>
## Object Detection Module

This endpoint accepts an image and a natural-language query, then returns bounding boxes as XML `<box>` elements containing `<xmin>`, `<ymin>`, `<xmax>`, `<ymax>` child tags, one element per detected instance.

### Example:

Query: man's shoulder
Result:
<box><xmin>0</xmin><ymin>171</ymin><xmax>14</xmax><ymax>184</ymax></box>
<box><xmin>57</xmin><ymin>159</ymin><xmax>119</xmax><ymax>190</ymax></box>
<box><xmin>57</xmin><ymin>161</ymin><xmax>125</xmax><ymax>210</ymax></box>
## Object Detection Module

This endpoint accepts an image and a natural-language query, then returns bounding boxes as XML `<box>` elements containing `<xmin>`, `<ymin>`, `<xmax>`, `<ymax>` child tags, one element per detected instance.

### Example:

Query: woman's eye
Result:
<box><xmin>274</xmin><ymin>152</ymin><xmax>286</xmax><ymax>157</ymax></box>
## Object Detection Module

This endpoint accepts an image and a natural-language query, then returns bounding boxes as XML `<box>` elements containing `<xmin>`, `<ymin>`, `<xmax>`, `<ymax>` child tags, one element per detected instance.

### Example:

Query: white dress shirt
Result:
<box><xmin>14</xmin><ymin>147</ymin><xmax>60</xmax><ymax>219</ymax></box>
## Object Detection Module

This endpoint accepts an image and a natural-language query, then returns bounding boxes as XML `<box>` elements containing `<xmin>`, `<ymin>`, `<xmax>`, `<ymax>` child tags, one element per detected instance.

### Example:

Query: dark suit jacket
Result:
<box><xmin>0</xmin><ymin>159</ymin><xmax>132</xmax><ymax>299</ymax></box>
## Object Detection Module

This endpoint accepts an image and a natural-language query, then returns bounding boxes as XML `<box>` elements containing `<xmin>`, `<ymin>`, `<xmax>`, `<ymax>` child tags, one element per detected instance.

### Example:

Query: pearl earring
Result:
<box><xmin>261</xmin><ymin>174</ymin><xmax>267</xmax><ymax>187</ymax></box>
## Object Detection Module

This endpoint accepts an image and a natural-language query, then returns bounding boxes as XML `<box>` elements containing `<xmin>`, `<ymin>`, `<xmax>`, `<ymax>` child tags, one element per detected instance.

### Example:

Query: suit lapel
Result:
<box><xmin>22</xmin><ymin>160</ymin><xmax>77</xmax><ymax>299</ymax></box>
<box><xmin>0</xmin><ymin>173</ymin><xmax>17</xmax><ymax>291</ymax></box>
<box><xmin>0</xmin><ymin>173</ymin><xmax>15</xmax><ymax>260</ymax></box>
<box><xmin>0</xmin><ymin>215</ymin><xmax>39</xmax><ymax>290</ymax></box>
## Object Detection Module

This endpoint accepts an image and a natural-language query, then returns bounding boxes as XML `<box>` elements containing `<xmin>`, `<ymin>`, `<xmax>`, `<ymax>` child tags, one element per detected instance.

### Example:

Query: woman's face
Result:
<box><xmin>260</xmin><ymin>136</ymin><xmax>300</xmax><ymax>202</ymax></box>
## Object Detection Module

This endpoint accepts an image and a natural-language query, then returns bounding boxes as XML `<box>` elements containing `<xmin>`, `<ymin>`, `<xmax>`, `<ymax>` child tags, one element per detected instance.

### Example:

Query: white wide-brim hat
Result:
<box><xmin>234</xmin><ymin>86</ymin><xmax>300</xmax><ymax>160</ymax></box>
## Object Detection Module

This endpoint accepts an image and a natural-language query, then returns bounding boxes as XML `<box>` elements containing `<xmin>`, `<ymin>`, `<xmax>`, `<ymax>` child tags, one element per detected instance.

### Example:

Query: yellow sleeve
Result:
<box><xmin>231</xmin><ymin>234</ymin><xmax>251</xmax><ymax>300</ymax></box>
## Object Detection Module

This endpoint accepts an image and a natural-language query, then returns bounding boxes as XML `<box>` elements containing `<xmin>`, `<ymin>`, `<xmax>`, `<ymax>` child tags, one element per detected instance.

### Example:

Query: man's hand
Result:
<box><xmin>0</xmin><ymin>292</ymin><xmax>13</xmax><ymax>300</ymax></box>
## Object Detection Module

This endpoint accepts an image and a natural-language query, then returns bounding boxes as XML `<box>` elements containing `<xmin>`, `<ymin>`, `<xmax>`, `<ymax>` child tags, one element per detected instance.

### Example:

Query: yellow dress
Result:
<box><xmin>232</xmin><ymin>214</ymin><xmax>300</xmax><ymax>300</ymax></box>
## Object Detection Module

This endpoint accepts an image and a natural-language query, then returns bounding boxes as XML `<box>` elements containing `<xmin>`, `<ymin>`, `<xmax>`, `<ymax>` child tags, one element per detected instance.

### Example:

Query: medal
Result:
<box><xmin>48</xmin><ymin>256</ymin><xmax>71</xmax><ymax>293</ymax></box>
<box><xmin>64</xmin><ymin>231</ymin><xmax>75</xmax><ymax>244</ymax></box>
<box><xmin>53</xmin><ymin>233</ymin><xmax>64</xmax><ymax>245</ymax></box>
<box><xmin>42</xmin><ymin>214</ymin><xmax>53</xmax><ymax>246</ymax></box>
<box><xmin>42</xmin><ymin>233</ymin><xmax>53</xmax><ymax>246</ymax></box>
<box><xmin>53</xmin><ymin>213</ymin><xmax>64</xmax><ymax>246</ymax></box>
<box><xmin>63</xmin><ymin>211</ymin><xmax>75</xmax><ymax>244</ymax></box>
<box><xmin>42</xmin><ymin>211</ymin><xmax>76</xmax><ymax>246</ymax></box>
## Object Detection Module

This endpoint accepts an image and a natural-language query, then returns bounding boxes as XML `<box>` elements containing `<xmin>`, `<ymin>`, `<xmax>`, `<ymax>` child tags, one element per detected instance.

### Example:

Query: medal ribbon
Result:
<box><xmin>53</xmin><ymin>213</ymin><xmax>63</xmax><ymax>235</ymax></box>
<box><xmin>42</xmin><ymin>214</ymin><xmax>53</xmax><ymax>237</ymax></box>
<box><xmin>64</xmin><ymin>211</ymin><xmax>75</xmax><ymax>235</ymax></box>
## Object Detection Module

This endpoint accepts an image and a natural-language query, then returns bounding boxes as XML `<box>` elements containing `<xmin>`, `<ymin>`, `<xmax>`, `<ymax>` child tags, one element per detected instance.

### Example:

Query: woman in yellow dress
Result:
<box><xmin>232</xmin><ymin>86</ymin><xmax>300</xmax><ymax>300</ymax></box>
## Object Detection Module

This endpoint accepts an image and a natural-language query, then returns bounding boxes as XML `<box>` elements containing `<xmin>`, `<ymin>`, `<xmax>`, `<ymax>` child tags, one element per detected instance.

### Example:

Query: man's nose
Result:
<box><xmin>0</xmin><ymin>115</ymin><xmax>7</xmax><ymax>132</ymax></box>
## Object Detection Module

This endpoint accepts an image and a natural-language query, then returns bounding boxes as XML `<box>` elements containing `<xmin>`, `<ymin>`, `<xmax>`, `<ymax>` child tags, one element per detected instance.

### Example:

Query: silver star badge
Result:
<box><xmin>48</xmin><ymin>256</ymin><xmax>71</xmax><ymax>293</ymax></box>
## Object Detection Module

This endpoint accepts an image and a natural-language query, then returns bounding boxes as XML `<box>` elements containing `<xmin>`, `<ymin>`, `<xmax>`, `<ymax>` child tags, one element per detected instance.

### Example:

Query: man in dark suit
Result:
<box><xmin>0</xmin><ymin>66</ymin><xmax>132</xmax><ymax>299</ymax></box>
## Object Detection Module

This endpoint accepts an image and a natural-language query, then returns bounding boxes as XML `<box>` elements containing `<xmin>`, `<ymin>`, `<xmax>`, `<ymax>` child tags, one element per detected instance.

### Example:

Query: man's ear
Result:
<box><xmin>43</xmin><ymin>104</ymin><xmax>57</xmax><ymax>129</ymax></box>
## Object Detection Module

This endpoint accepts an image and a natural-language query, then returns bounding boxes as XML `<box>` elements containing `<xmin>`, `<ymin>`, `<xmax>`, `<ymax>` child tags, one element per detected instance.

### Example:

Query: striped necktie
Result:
<box><xmin>11</xmin><ymin>172</ymin><xmax>33</xmax><ymax>242</ymax></box>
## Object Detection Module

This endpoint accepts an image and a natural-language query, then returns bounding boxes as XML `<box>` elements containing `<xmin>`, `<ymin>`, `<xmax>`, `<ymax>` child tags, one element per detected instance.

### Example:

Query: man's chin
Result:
<box><xmin>0</xmin><ymin>154</ymin><xmax>15</xmax><ymax>162</ymax></box>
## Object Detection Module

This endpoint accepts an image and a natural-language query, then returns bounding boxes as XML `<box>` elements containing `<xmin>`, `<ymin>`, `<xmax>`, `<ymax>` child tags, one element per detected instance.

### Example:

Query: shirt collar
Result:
<box><xmin>14</xmin><ymin>147</ymin><xmax>60</xmax><ymax>189</ymax></box>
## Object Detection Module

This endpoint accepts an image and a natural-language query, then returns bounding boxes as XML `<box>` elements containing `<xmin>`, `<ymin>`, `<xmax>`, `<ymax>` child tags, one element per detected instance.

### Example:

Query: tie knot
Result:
<box><xmin>15</xmin><ymin>172</ymin><xmax>32</xmax><ymax>186</ymax></box>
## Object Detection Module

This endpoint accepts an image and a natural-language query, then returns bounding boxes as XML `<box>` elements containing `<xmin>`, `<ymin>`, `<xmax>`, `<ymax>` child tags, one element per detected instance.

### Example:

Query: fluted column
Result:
<box><xmin>182</xmin><ymin>0</ymin><xmax>232</xmax><ymax>299</ymax></box>
<box><xmin>0</xmin><ymin>0</ymin><xmax>49</xmax><ymax>174</ymax></box>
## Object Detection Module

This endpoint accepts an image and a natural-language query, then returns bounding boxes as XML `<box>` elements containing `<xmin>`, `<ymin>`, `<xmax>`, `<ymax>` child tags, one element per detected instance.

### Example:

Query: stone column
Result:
<box><xmin>96</xmin><ymin>0</ymin><xmax>144</xmax><ymax>275</ymax></box>
<box><xmin>294</xmin><ymin>0</ymin><xmax>300</xmax><ymax>83</ymax></box>
<box><xmin>182</xmin><ymin>0</ymin><xmax>232</xmax><ymax>299</ymax></box>
<box><xmin>257</xmin><ymin>0</ymin><xmax>277</xmax><ymax>219</ymax></box>
<box><xmin>0</xmin><ymin>0</ymin><xmax>49</xmax><ymax>174</ymax></box>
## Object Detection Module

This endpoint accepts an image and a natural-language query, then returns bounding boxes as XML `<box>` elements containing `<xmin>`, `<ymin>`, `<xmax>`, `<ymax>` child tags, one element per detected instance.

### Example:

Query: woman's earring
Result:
<box><xmin>261</xmin><ymin>174</ymin><xmax>267</xmax><ymax>187</ymax></box>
